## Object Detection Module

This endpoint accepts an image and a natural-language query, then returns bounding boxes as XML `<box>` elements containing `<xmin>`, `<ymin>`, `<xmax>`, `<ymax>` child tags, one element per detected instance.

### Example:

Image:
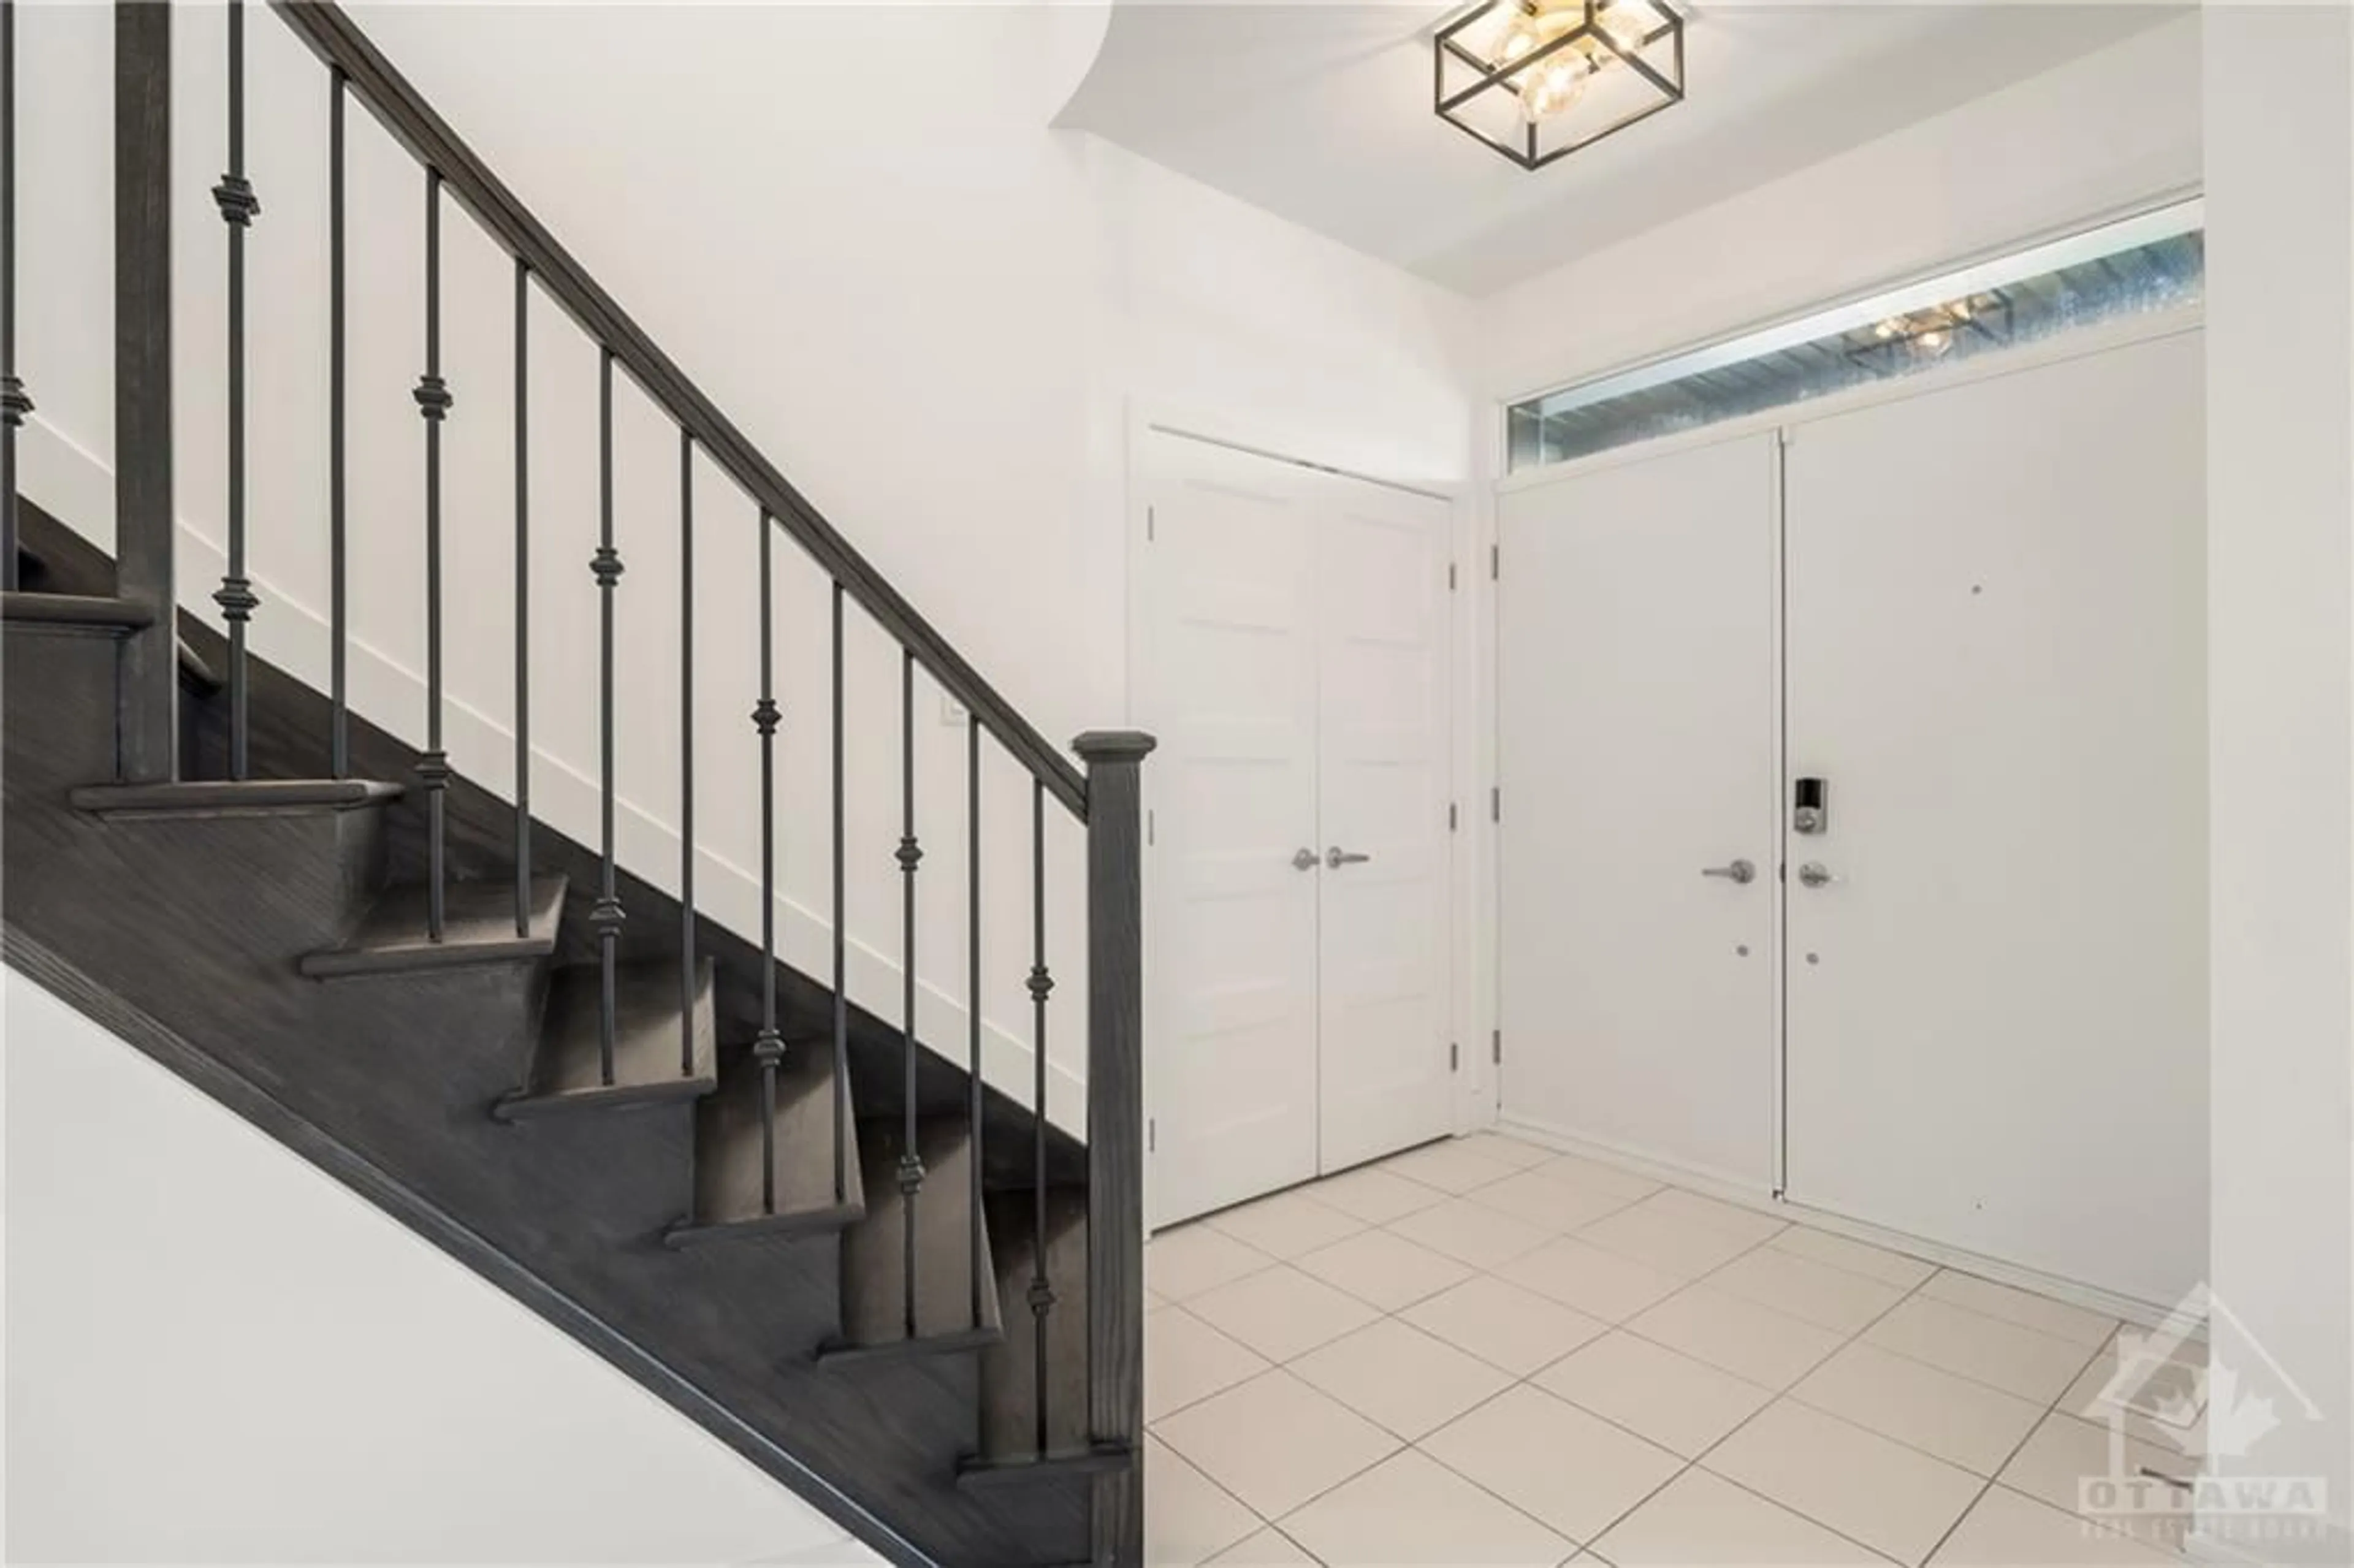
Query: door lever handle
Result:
<box><xmin>1292</xmin><ymin>847</ymin><xmax>1319</xmax><ymax>872</ymax></box>
<box><xmin>1701</xmin><ymin>859</ymin><xmax>1757</xmax><ymax>885</ymax></box>
<box><xmin>1326</xmin><ymin>847</ymin><xmax>1373</xmax><ymax>869</ymax></box>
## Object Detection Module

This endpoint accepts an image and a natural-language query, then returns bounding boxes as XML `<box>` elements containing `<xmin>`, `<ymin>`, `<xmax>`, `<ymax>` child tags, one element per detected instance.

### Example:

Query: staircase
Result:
<box><xmin>0</xmin><ymin>6</ymin><xmax>1150</xmax><ymax>1566</ymax></box>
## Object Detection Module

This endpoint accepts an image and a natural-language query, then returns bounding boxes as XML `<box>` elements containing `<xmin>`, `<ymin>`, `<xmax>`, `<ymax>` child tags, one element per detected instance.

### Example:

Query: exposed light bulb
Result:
<box><xmin>1873</xmin><ymin>318</ymin><xmax>1902</xmax><ymax>340</ymax></box>
<box><xmin>1595</xmin><ymin>0</ymin><xmax>1653</xmax><ymax>52</ymax></box>
<box><xmin>1518</xmin><ymin>55</ymin><xmax>1593</xmax><ymax>122</ymax></box>
<box><xmin>1918</xmin><ymin>327</ymin><xmax>1952</xmax><ymax>355</ymax></box>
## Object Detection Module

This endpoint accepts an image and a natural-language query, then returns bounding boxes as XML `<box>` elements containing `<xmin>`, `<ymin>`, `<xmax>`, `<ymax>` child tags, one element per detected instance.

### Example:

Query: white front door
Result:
<box><xmin>1140</xmin><ymin>433</ymin><xmax>1455</xmax><ymax>1227</ymax></box>
<box><xmin>1316</xmin><ymin>478</ymin><xmax>1454</xmax><ymax>1173</ymax></box>
<box><xmin>1496</xmin><ymin>432</ymin><xmax>1780</xmax><ymax>1187</ymax></box>
<box><xmin>1782</xmin><ymin>330</ymin><xmax>2207</xmax><ymax>1305</ymax></box>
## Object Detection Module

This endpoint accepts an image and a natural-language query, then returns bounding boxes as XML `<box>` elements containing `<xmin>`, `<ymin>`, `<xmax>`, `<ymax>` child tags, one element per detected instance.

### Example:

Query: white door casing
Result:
<box><xmin>1496</xmin><ymin>431</ymin><xmax>1780</xmax><ymax>1189</ymax></box>
<box><xmin>1781</xmin><ymin>329</ymin><xmax>2208</xmax><ymax>1306</ymax></box>
<box><xmin>1137</xmin><ymin>432</ymin><xmax>1456</xmax><ymax>1226</ymax></box>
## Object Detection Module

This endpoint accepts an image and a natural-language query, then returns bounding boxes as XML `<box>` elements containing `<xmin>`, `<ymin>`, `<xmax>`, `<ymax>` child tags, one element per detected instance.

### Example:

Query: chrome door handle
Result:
<box><xmin>1701</xmin><ymin>859</ymin><xmax>1756</xmax><ymax>885</ymax></box>
<box><xmin>1292</xmin><ymin>847</ymin><xmax>1319</xmax><ymax>872</ymax></box>
<box><xmin>1797</xmin><ymin>862</ymin><xmax>1835</xmax><ymax>888</ymax></box>
<box><xmin>1326</xmin><ymin>847</ymin><xmax>1373</xmax><ymax>869</ymax></box>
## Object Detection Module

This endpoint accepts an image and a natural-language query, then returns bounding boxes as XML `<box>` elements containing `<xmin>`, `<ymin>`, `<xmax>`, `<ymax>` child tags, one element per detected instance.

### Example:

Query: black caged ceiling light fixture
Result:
<box><xmin>1435</xmin><ymin>0</ymin><xmax>1686</xmax><ymax>170</ymax></box>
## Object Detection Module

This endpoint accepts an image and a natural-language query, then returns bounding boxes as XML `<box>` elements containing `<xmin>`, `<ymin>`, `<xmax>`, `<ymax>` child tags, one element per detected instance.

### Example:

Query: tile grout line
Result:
<box><xmin>1152</xmin><ymin>1136</ymin><xmax>2144</xmax><ymax>1566</ymax></box>
<box><xmin>1596</xmin><ymin>1240</ymin><xmax>1952</xmax><ymax>1563</ymax></box>
<box><xmin>1910</xmin><ymin>1326</ymin><xmax>2121</xmax><ymax>1566</ymax></box>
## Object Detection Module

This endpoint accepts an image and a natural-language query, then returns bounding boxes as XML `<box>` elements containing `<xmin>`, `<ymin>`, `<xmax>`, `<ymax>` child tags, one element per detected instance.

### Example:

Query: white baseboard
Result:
<box><xmin>21</xmin><ymin>421</ymin><xmax>1089</xmax><ymax>1133</ymax></box>
<box><xmin>1497</xmin><ymin>1111</ymin><xmax>2189</xmax><ymax>1331</ymax></box>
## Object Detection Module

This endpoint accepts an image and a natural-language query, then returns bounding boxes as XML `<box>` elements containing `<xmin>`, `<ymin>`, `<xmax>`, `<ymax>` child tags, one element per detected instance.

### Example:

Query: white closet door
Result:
<box><xmin>1497</xmin><ymin>432</ymin><xmax>1780</xmax><ymax>1186</ymax></box>
<box><xmin>1139</xmin><ymin>435</ymin><xmax>1322</xmax><ymax>1226</ymax></box>
<box><xmin>1316</xmin><ymin>476</ymin><xmax>1455</xmax><ymax>1173</ymax></box>
<box><xmin>1783</xmin><ymin>330</ymin><xmax>2207</xmax><ymax>1306</ymax></box>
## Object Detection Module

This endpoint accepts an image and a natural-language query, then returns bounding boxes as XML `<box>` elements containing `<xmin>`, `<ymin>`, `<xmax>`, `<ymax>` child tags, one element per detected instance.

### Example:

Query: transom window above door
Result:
<box><xmin>1506</xmin><ymin>198</ymin><xmax>2205</xmax><ymax>472</ymax></box>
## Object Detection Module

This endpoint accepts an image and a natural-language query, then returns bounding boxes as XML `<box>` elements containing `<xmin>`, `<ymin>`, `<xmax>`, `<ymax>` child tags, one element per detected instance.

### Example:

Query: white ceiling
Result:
<box><xmin>1056</xmin><ymin>2</ymin><xmax>2185</xmax><ymax>295</ymax></box>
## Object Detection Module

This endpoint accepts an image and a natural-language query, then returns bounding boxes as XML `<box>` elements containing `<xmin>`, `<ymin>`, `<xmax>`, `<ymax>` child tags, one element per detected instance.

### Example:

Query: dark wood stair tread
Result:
<box><xmin>975</xmin><ymin>1184</ymin><xmax>1092</xmax><ymax>1468</ymax></box>
<box><xmin>70</xmin><ymin>777</ymin><xmax>406</xmax><ymax>819</ymax></box>
<box><xmin>1</xmin><ymin>593</ymin><xmax>219</xmax><ymax>688</ymax></box>
<box><xmin>495</xmin><ymin>956</ymin><xmax>717</xmax><ymax>1119</ymax></box>
<box><xmin>301</xmin><ymin>873</ymin><xmax>566</xmax><ymax>978</ymax></box>
<box><xmin>2</xmin><ymin>590</ymin><xmax>154</xmax><ymax>629</ymax></box>
<box><xmin>818</xmin><ymin>1114</ymin><xmax>1002</xmax><ymax>1363</ymax></box>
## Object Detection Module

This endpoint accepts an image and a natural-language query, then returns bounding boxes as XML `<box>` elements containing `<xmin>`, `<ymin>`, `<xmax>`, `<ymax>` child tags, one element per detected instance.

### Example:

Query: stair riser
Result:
<box><xmin>4</xmin><ymin>623</ymin><xmax>131</xmax><ymax>786</ymax></box>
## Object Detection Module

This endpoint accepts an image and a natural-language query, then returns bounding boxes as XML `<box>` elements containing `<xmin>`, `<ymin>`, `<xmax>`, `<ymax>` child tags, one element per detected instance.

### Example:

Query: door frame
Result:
<box><xmin>1124</xmin><ymin>405</ymin><xmax>1477</xmax><ymax>1228</ymax></box>
<box><xmin>1484</xmin><ymin>304</ymin><xmax>2206</xmax><ymax>1202</ymax></box>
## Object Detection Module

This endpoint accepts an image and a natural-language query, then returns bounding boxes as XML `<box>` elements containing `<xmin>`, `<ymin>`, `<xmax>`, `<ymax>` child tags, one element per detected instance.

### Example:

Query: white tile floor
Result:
<box><xmin>1143</xmin><ymin>1131</ymin><xmax>2200</xmax><ymax>1567</ymax></box>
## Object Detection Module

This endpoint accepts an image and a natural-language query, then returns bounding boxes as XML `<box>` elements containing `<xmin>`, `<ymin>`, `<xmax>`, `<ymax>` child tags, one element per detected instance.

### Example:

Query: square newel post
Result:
<box><xmin>1074</xmin><ymin>728</ymin><xmax>1154</xmax><ymax>1567</ymax></box>
<box><xmin>113</xmin><ymin>0</ymin><xmax>177</xmax><ymax>782</ymax></box>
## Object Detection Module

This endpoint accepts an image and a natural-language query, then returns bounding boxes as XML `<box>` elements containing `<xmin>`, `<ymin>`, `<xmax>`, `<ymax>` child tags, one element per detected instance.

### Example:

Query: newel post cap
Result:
<box><xmin>1072</xmin><ymin>730</ymin><xmax>1158</xmax><ymax>766</ymax></box>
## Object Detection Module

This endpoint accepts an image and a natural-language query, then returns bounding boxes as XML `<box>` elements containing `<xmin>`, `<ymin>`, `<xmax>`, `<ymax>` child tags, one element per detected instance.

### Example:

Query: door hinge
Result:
<box><xmin>1146</xmin><ymin>504</ymin><xmax>1156</xmax><ymax>542</ymax></box>
<box><xmin>1148</xmin><ymin>809</ymin><xmax>1156</xmax><ymax>847</ymax></box>
<box><xmin>1449</xmin><ymin>561</ymin><xmax>1458</xmax><ymax>592</ymax></box>
<box><xmin>1148</xmin><ymin>1118</ymin><xmax>1157</xmax><ymax>1154</ymax></box>
<box><xmin>1449</xmin><ymin>801</ymin><xmax>1458</xmax><ymax>832</ymax></box>
<box><xmin>1490</xmin><ymin>542</ymin><xmax>1499</xmax><ymax>581</ymax></box>
<box><xmin>1491</xmin><ymin>785</ymin><xmax>1501</xmax><ymax>823</ymax></box>
<box><xmin>1450</xmin><ymin>1041</ymin><xmax>1460</xmax><ymax>1073</ymax></box>
<box><xmin>1491</xmin><ymin>1030</ymin><xmax>1501</xmax><ymax>1065</ymax></box>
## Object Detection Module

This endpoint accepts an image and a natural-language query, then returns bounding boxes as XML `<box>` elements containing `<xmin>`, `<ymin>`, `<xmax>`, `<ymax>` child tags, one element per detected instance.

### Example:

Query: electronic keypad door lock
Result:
<box><xmin>1793</xmin><ymin>777</ymin><xmax>1829</xmax><ymax>835</ymax></box>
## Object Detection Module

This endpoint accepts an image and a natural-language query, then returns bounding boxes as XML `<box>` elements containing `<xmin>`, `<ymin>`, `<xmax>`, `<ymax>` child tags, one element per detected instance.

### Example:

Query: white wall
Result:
<box><xmin>14</xmin><ymin>3</ymin><xmax>1476</xmax><ymax>1130</ymax></box>
<box><xmin>2</xmin><ymin>970</ymin><xmax>879</xmax><ymax>1565</ymax></box>
<box><xmin>2200</xmin><ymin>5</ymin><xmax>2354</xmax><ymax>1557</ymax></box>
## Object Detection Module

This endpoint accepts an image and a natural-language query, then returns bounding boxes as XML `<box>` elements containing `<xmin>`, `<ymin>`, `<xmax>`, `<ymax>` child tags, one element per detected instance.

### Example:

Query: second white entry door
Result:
<box><xmin>1496</xmin><ymin>431</ymin><xmax>1780</xmax><ymax>1187</ymax></box>
<box><xmin>1141</xmin><ymin>432</ymin><xmax>1454</xmax><ymax>1225</ymax></box>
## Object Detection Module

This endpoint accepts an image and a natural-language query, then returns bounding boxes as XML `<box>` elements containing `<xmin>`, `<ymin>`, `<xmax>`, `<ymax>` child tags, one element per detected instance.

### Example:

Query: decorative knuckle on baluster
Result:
<box><xmin>212</xmin><ymin>575</ymin><xmax>259</xmax><ymax>622</ymax></box>
<box><xmin>1027</xmin><ymin>964</ymin><xmax>1054</xmax><ymax>1004</ymax></box>
<box><xmin>0</xmin><ymin>375</ymin><xmax>32</xmax><ymax>427</ymax></box>
<box><xmin>211</xmin><ymin>173</ymin><xmax>261</xmax><ymax>227</ymax></box>
<box><xmin>896</xmin><ymin>1153</ymin><xmax>926</xmax><ymax>1195</ymax></box>
<box><xmin>752</xmin><ymin>1027</ymin><xmax>786</xmax><ymax>1067</ymax></box>
<box><xmin>588</xmin><ymin>896</ymin><xmax>627</xmax><ymax>934</ymax></box>
<box><xmin>411</xmin><ymin>374</ymin><xmax>453</xmax><ymax>421</ymax></box>
<box><xmin>590</xmin><ymin>546</ymin><xmax>625</xmax><ymax>587</ymax></box>
<box><xmin>751</xmin><ymin>697</ymin><xmax>781</xmax><ymax>737</ymax></box>
<box><xmin>1027</xmin><ymin>1279</ymin><xmax>1055</xmax><ymax>1316</ymax></box>
<box><xmin>896</xmin><ymin>835</ymin><xmax>923</xmax><ymax>873</ymax></box>
<box><xmin>413</xmin><ymin>749</ymin><xmax>452</xmax><ymax>787</ymax></box>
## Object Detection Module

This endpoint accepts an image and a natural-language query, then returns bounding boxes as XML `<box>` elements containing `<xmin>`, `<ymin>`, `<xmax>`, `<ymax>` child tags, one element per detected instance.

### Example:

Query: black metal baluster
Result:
<box><xmin>1029</xmin><ymin>777</ymin><xmax>1054</xmax><ymax>1458</ymax></box>
<box><xmin>968</xmin><ymin>719</ymin><xmax>984</xmax><ymax>1330</ymax></box>
<box><xmin>831</xmin><ymin>581</ymin><xmax>848</xmax><ymax>1205</ymax></box>
<box><xmin>327</xmin><ymin>68</ymin><xmax>346</xmax><ymax>777</ymax></box>
<box><xmin>512</xmin><ymin>258</ymin><xmax>531</xmax><ymax>935</ymax></box>
<box><xmin>679</xmin><ymin>430</ymin><xmax>697</xmax><ymax>1076</ymax></box>
<box><xmin>590</xmin><ymin>349</ymin><xmax>624</xmax><ymax>1084</ymax></box>
<box><xmin>413</xmin><ymin>169</ymin><xmax>452</xmax><ymax>937</ymax></box>
<box><xmin>0</xmin><ymin>0</ymin><xmax>30</xmax><ymax>596</ymax></box>
<box><xmin>897</xmin><ymin>648</ymin><xmax>924</xmax><ymax>1339</ymax></box>
<box><xmin>752</xmin><ymin>509</ymin><xmax>783</xmax><ymax>1211</ymax></box>
<box><xmin>211</xmin><ymin>0</ymin><xmax>259</xmax><ymax>779</ymax></box>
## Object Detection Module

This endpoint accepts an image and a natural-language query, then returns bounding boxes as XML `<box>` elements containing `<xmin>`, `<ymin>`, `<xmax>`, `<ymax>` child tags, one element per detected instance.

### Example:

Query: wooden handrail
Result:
<box><xmin>262</xmin><ymin>0</ymin><xmax>1089</xmax><ymax>820</ymax></box>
